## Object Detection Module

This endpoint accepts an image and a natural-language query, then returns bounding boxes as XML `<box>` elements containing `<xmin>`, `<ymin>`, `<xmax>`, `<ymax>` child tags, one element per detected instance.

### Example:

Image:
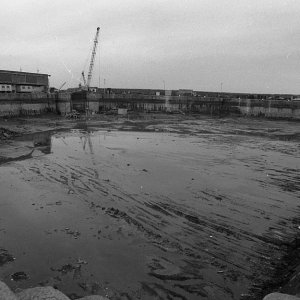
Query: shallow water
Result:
<box><xmin>0</xmin><ymin>118</ymin><xmax>299</xmax><ymax>299</ymax></box>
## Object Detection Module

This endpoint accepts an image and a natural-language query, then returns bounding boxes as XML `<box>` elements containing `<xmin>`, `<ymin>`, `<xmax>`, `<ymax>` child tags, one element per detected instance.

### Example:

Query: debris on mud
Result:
<box><xmin>78</xmin><ymin>281</ymin><xmax>102</xmax><ymax>293</ymax></box>
<box><xmin>67</xmin><ymin>292</ymin><xmax>84</xmax><ymax>300</ymax></box>
<box><xmin>0</xmin><ymin>248</ymin><xmax>15</xmax><ymax>266</ymax></box>
<box><xmin>56</xmin><ymin>264</ymin><xmax>78</xmax><ymax>275</ymax></box>
<box><xmin>65</xmin><ymin>111</ymin><xmax>80</xmax><ymax>119</ymax></box>
<box><xmin>52</xmin><ymin>258</ymin><xmax>88</xmax><ymax>278</ymax></box>
<box><xmin>38</xmin><ymin>275</ymin><xmax>62</xmax><ymax>287</ymax></box>
<box><xmin>11</xmin><ymin>271</ymin><xmax>29</xmax><ymax>281</ymax></box>
<box><xmin>76</xmin><ymin>258</ymin><xmax>88</xmax><ymax>265</ymax></box>
<box><xmin>105</xmin><ymin>207</ymin><xmax>161</xmax><ymax>239</ymax></box>
<box><xmin>51</xmin><ymin>263</ymin><xmax>83</xmax><ymax>281</ymax></box>
<box><xmin>62</xmin><ymin>228</ymin><xmax>81</xmax><ymax>239</ymax></box>
<box><xmin>0</xmin><ymin>128</ymin><xmax>18</xmax><ymax>140</ymax></box>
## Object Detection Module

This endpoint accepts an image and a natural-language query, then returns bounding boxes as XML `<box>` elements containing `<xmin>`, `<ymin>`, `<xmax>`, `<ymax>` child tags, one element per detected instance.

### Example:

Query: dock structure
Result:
<box><xmin>0</xmin><ymin>70</ymin><xmax>49</xmax><ymax>93</ymax></box>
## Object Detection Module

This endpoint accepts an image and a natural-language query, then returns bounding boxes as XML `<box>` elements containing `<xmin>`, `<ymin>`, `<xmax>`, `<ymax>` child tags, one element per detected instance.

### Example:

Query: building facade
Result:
<box><xmin>0</xmin><ymin>70</ymin><xmax>49</xmax><ymax>93</ymax></box>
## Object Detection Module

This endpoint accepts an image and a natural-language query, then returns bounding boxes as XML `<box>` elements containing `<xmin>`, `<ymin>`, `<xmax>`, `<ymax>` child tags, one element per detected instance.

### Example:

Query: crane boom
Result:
<box><xmin>87</xmin><ymin>27</ymin><xmax>100</xmax><ymax>89</ymax></box>
<box><xmin>58</xmin><ymin>82</ymin><xmax>66</xmax><ymax>91</ymax></box>
<box><xmin>81</xmin><ymin>71</ymin><xmax>86</xmax><ymax>86</ymax></box>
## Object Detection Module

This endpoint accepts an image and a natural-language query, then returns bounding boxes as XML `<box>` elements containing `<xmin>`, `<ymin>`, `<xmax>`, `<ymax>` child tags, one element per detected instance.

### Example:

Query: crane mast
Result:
<box><xmin>58</xmin><ymin>82</ymin><xmax>66</xmax><ymax>91</ymax></box>
<box><xmin>81</xmin><ymin>71</ymin><xmax>86</xmax><ymax>86</ymax></box>
<box><xmin>86</xmin><ymin>27</ymin><xmax>100</xmax><ymax>89</ymax></box>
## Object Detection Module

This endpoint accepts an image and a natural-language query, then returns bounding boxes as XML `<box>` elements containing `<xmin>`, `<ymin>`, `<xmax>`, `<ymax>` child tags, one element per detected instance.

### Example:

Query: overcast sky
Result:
<box><xmin>1</xmin><ymin>0</ymin><xmax>299</xmax><ymax>93</ymax></box>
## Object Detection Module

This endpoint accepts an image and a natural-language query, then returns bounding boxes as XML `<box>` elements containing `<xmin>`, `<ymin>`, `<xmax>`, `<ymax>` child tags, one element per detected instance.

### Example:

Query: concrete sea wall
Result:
<box><xmin>98</xmin><ymin>94</ymin><xmax>238</xmax><ymax>115</ymax></box>
<box><xmin>0</xmin><ymin>93</ymin><xmax>55</xmax><ymax>117</ymax></box>
<box><xmin>237</xmin><ymin>98</ymin><xmax>300</xmax><ymax>119</ymax></box>
<box><xmin>97</xmin><ymin>95</ymin><xmax>300</xmax><ymax>119</ymax></box>
<box><xmin>0</xmin><ymin>93</ymin><xmax>300</xmax><ymax>120</ymax></box>
<box><xmin>55</xmin><ymin>92</ymin><xmax>71</xmax><ymax>115</ymax></box>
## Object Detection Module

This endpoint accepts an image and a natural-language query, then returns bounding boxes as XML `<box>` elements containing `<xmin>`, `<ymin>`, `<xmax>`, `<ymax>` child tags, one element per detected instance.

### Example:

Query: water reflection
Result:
<box><xmin>0</xmin><ymin>120</ymin><xmax>299</xmax><ymax>299</ymax></box>
<box><xmin>80</xmin><ymin>133</ymin><xmax>94</xmax><ymax>154</ymax></box>
<box><xmin>0</xmin><ymin>131</ymin><xmax>53</xmax><ymax>165</ymax></box>
<box><xmin>32</xmin><ymin>132</ymin><xmax>52</xmax><ymax>154</ymax></box>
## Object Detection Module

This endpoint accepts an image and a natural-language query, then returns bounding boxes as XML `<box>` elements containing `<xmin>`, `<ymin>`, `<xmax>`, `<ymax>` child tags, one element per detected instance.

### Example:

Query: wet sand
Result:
<box><xmin>0</xmin><ymin>114</ymin><xmax>299</xmax><ymax>299</ymax></box>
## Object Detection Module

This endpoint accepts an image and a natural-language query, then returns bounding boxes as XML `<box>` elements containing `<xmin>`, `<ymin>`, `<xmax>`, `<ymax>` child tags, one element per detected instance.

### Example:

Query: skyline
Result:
<box><xmin>1</xmin><ymin>0</ymin><xmax>300</xmax><ymax>94</ymax></box>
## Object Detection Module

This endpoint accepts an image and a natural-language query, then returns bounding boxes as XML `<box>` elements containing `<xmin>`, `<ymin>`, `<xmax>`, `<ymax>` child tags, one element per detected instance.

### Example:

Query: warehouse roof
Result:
<box><xmin>0</xmin><ymin>70</ymin><xmax>49</xmax><ymax>76</ymax></box>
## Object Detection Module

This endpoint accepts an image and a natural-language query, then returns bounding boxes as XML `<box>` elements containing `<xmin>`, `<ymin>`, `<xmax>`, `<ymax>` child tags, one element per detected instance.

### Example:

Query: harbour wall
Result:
<box><xmin>96</xmin><ymin>94</ymin><xmax>300</xmax><ymax>119</ymax></box>
<box><xmin>0</xmin><ymin>93</ymin><xmax>56</xmax><ymax>117</ymax></box>
<box><xmin>237</xmin><ymin>98</ymin><xmax>300</xmax><ymax>119</ymax></box>
<box><xmin>0</xmin><ymin>93</ymin><xmax>300</xmax><ymax>120</ymax></box>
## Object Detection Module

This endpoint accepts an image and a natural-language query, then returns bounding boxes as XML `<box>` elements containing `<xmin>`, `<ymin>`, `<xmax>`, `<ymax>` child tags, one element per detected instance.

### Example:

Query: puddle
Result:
<box><xmin>0</xmin><ymin>118</ymin><xmax>299</xmax><ymax>299</ymax></box>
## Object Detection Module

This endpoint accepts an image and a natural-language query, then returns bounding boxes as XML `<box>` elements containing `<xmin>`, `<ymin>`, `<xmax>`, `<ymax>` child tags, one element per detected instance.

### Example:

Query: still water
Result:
<box><xmin>0</xmin><ymin>118</ymin><xmax>299</xmax><ymax>299</ymax></box>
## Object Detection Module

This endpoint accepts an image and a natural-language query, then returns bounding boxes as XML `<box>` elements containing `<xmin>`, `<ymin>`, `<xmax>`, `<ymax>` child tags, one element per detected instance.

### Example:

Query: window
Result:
<box><xmin>7</xmin><ymin>86</ymin><xmax>9</xmax><ymax>88</ymax></box>
<box><xmin>2</xmin><ymin>86</ymin><xmax>4</xmax><ymax>88</ymax></box>
<box><xmin>28</xmin><ymin>86</ymin><xmax>30</xmax><ymax>89</ymax></box>
<box><xmin>22</xmin><ymin>86</ymin><xmax>25</xmax><ymax>89</ymax></box>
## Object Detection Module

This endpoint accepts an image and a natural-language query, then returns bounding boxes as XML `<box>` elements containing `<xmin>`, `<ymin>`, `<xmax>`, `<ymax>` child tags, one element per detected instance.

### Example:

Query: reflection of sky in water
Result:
<box><xmin>0</xmin><ymin>123</ymin><xmax>299</xmax><ymax>300</ymax></box>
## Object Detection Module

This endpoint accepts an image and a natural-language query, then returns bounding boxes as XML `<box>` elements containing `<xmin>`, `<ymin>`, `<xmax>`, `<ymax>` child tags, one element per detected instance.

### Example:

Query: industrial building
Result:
<box><xmin>0</xmin><ymin>70</ymin><xmax>49</xmax><ymax>93</ymax></box>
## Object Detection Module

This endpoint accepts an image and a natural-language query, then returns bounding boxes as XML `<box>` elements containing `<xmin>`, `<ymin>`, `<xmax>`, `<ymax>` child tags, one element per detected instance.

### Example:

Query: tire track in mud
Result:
<box><xmin>102</xmin><ymin>187</ymin><xmax>298</xmax><ymax>300</ymax></box>
<box><xmin>27</xmin><ymin>161</ymin><xmax>109</xmax><ymax>198</ymax></box>
<box><xmin>15</xmin><ymin>131</ymin><xmax>300</xmax><ymax>299</ymax></box>
<box><xmin>141</xmin><ymin>193</ymin><xmax>299</xmax><ymax>280</ymax></box>
<box><xmin>237</xmin><ymin>154</ymin><xmax>300</xmax><ymax>194</ymax></box>
<box><xmin>22</xmin><ymin>158</ymin><xmax>251</xmax><ymax>298</ymax></box>
<box><xmin>20</xmin><ymin>162</ymin><xmax>281</xmax><ymax>299</ymax></box>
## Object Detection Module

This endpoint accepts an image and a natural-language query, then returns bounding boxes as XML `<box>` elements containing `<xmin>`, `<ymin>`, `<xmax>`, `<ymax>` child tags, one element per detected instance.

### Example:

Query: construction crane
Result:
<box><xmin>58</xmin><ymin>82</ymin><xmax>66</xmax><ymax>91</ymax></box>
<box><xmin>81</xmin><ymin>27</ymin><xmax>100</xmax><ymax>90</ymax></box>
<box><xmin>81</xmin><ymin>72</ymin><xmax>86</xmax><ymax>87</ymax></box>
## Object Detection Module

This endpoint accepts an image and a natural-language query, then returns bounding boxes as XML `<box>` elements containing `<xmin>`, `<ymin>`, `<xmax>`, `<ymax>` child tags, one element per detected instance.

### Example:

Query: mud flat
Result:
<box><xmin>0</xmin><ymin>114</ymin><xmax>299</xmax><ymax>299</ymax></box>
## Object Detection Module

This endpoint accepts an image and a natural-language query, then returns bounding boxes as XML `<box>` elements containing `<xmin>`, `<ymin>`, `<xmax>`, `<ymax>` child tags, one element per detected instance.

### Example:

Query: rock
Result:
<box><xmin>11</xmin><ymin>271</ymin><xmax>29</xmax><ymax>281</ymax></box>
<box><xmin>78</xmin><ymin>296</ymin><xmax>109</xmax><ymax>300</ymax></box>
<box><xmin>56</xmin><ymin>264</ymin><xmax>77</xmax><ymax>274</ymax></box>
<box><xmin>16</xmin><ymin>286</ymin><xmax>70</xmax><ymax>300</ymax></box>
<box><xmin>0</xmin><ymin>248</ymin><xmax>15</xmax><ymax>266</ymax></box>
<box><xmin>0</xmin><ymin>281</ymin><xmax>109</xmax><ymax>300</ymax></box>
<box><xmin>263</xmin><ymin>293</ymin><xmax>300</xmax><ymax>300</ymax></box>
<box><xmin>0</xmin><ymin>127</ymin><xmax>17</xmax><ymax>140</ymax></box>
<box><xmin>0</xmin><ymin>281</ymin><xmax>18</xmax><ymax>300</ymax></box>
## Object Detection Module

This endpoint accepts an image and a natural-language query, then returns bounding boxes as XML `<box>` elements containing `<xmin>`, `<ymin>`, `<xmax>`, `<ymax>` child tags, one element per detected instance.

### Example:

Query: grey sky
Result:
<box><xmin>1</xmin><ymin>0</ymin><xmax>299</xmax><ymax>93</ymax></box>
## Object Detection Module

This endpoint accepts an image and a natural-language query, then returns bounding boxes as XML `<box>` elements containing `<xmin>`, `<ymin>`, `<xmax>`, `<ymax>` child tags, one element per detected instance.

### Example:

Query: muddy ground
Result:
<box><xmin>0</xmin><ymin>113</ymin><xmax>299</xmax><ymax>300</ymax></box>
